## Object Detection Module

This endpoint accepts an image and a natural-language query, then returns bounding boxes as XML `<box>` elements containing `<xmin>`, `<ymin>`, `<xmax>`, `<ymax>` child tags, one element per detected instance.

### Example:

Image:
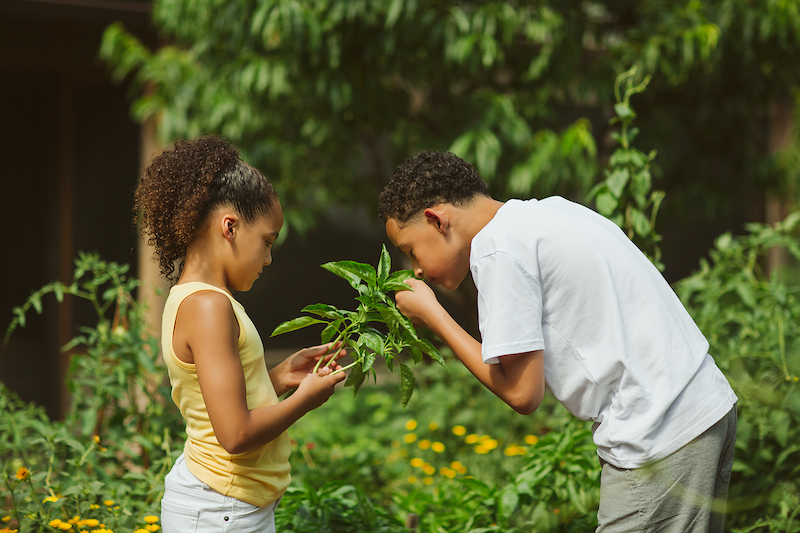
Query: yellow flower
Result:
<box><xmin>410</xmin><ymin>457</ymin><xmax>425</xmax><ymax>468</ymax></box>
<box><xmin>450</xmin><ymin>461</ymin><xmax>463</xmax><ymax>470</ymax></box>
<box><xmin>475</xmin><ymin>444</ymin><xmax>490</xmax><ymax>454</ymax></box>
<box><xmin>43</xmin><ymin>495</ymin><xmax>60</xmax><ymax>503</ymax></box>
<box><xmin>145</xmin><ymin>525</ymin><xmax>160</xmax><ymax>532</ymax></box>
<box><xmin>423</xmin><ymin>477</ymin><xmax>434</xmax><ymax>485</ymax></box>
<box><xmin>403</xmin><ymin>433</ymin><xmax>417</xmax><ymax>443</ymax></box>
<box><xmin>49</xmin><ymin>519</ymin><xmax>64</xmax><ymax>527</ymax></box>
<box><xmin>82</xmin><ymin>519</ymin><xmax>99</xmax><ymax>527</ymax></box>
<box><xmin>89</xmin><ymin>504</ymin><xmax>100</xmax><ymax>510</ymax></box>
<box><xmin>407</xmin><ymin>475</ymin><xmax>417</xmax><ymax>484</ymax></box>
<box><xmin>14</xmin><ymin>468</ymin><xmax>30</xmax><ymax>481</ymax></box>
<box><xmin>428</xmin><ymin>422</ymin><xmax>438</xmax><ymax>431</ymax></box>
<box><xmin>94</xmin><ymin>435</ymin><xmax>101</xmax><ymax>444</ymax></box>
<box><xmin>135</xmin><ymin>530</ymin><xmax>149</xmax><ymax>533</ymax></box>
<box><xmin>405</xmin><ymin>420</ymin><xmax>417</xmax><ymax>431</ymax></box>
<box><xmin>68</xmin><ymin>516</ymin><xmax>80</xmax><ymax>525</ymax></box>
<box><xmin>418</xmin><ymin>439</ymin><xmax>431</xmax><ymax>450</ymax></box>
<box><xmin>1</xmin><ymin>517</ymin><xmax>9</xmax><ymax>523</ymax></box>
<box><xmin>481</xmin><ymin>438</ymin><xmax>498</xmax><ymax>450</ymax></box>
<box><xmin>144</xmin><ymin>516</ymin><xmax>159</xmax><ymax>525</ymax></box>
<box><xmin>422</xmin><ymin>464</ymin><xmax>435</xmax><ymax>475</ymax></box>
<box><xmin>524</xmin><ymin>435</ymin><xmax>539</xmax><ymax>445</ymax></box>
<box><xmin>465</xmin><ymin>434</ymin><xmax>479</xmax><ymax>444</ymax></box>
<box><xmin>431</xmin><ymin>442</ymin><xmax>445</xmax><ymax>453</ymax></box>
<box><xmin>440</xmin><ymin>467</ymin><xmax>457</xmax><ymax>478</ymax></box>
<box><xmin>504</xmin><ymin>445</ymin><xmax>527</xmax><ymax>456</ymax></box>
<box><xmin>452</xmin><ymin>425</ymin><xmax>466</xmax><ymax>436</ymax></box>
<box><xmin>1</xmin><ymin>527</ymin><xmax>19</xmax><ymax>533</ymax></box>
<box><xmin>58</xmin><ymin>523</ymin><xmax>73</xmax><ymax>531</ymax></box>
<box><xmin>103</xmin><ymin>500</ymin><xmax>115</xmax><ymax>507</ymax></box>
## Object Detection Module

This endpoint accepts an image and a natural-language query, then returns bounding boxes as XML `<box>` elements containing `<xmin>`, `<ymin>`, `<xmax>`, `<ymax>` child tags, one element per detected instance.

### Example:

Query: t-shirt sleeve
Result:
<box><xmin>473</xmin><ymin>251</ymin><xmax>545</xmax><ymax>364</ymax></box>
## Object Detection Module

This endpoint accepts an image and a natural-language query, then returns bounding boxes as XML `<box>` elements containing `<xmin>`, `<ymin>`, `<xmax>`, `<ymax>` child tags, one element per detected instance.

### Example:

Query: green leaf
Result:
<box><xmin>614</xmin><ymin>102</ymin><xmax>634</xmax><ymax>119</ymax></box>
<box><xmin>630</xmin><ymin>208</ymin><xmax>652</xmax><ymax>237</ymax></box>
<box><xmin>302</xmin><ymin>303</ymin><xmax>347</xmax><ymax>319</ymax></box>
<box><xmin>399</xmin><ymin>362</ymin><xmax>415</xmax><ymax>409</ymax></box>
<box><xmin>377</xmin><ymin>244</ymin><xmax>391</xmax><ymax>283</ymax></box>
<box><xmin>358</xmin><ymin>331</ymin><xmax>384</xmax><ymax>354</ymax></box>
<box><xmin>606</xmin><ymin>167</ymin><xmax>630</xmax><ymax>198</ymax></box>
<box><xmin>382</xmin><ymin>280</ymin><xmax>414</xmax><ymax>292</ymax></box>
<box><xmin>595</xmin><ymin>190</ymin><xmax>619</xmax><ymax>216</ymax></box>
<box><xmin>322</xmin><ymin>260</ymin><xmax>376</xmax><ymax>290</ymax></box>
<box><xmin>271</xmin><ymin>316</ymin><xmax>326</xmax><ymax>336</ymax></box>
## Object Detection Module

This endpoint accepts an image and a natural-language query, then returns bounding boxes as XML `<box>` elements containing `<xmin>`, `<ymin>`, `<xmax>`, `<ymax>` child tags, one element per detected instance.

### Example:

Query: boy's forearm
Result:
<box><xmin>427</xmin><ymin>308</ymin><xmax>544</xmax><ymax>415</ymax></box>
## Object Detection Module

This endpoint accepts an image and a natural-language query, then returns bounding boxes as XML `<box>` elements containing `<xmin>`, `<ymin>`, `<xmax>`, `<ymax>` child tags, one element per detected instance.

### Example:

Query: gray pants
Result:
<box><xmin>597</xmin><ymin>405</ymin><xmax>737</xmax><ymax>533</ymax></box>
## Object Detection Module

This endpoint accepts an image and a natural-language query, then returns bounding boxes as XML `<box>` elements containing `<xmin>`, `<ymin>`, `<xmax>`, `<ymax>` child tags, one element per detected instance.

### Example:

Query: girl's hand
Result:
<box><xmin>294</xmin><ymin>367</ymin><xmax>346</xmax><ymax>410</ymax></box>
<box><xmin>271</xmin><ymin>342</ymin><xmax>346</xmax><ymax>396</ymax></box>
<box><xmin>395</xmin><ymin>278</ymin><xmax>443</xmax><ymax>328</ymax></box>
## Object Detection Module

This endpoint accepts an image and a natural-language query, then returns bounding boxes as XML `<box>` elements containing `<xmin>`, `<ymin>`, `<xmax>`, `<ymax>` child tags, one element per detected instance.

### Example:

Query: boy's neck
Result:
<box><xmin>454</xmin><ymin>196</ymin><xmax>505</xmax><ymax>243</ymax></box>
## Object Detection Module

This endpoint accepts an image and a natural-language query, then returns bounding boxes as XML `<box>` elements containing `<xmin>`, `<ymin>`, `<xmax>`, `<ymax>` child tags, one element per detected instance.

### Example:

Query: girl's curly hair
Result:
<box><xmin>378</xmin><ymin>150</ymin><xmax>489</xmax><ymax>225</ymax></box>
<box><xmin>134</xmin><ymin>136</ymin><xmax>278</xmax><ymax>283</ymax></box>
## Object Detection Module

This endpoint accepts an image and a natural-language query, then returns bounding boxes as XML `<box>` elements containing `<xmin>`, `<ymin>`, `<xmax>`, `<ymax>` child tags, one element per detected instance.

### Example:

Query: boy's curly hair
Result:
<box><xmin>134</xmin><ymin>136</ymin><xmax>278</xmax><ymax>283</ymax></box>
<box><xmin>378</xmin><ymin>150</ymin><xmax>489</xmax><ymax>225</ymax></box>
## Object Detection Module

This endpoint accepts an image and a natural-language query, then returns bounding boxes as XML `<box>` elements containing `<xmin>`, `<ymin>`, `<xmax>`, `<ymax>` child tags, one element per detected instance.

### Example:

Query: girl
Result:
<box><xmin>135</xmin><ymin>136</ymin><xmax>345</xmax><ymax>532</ymax></box>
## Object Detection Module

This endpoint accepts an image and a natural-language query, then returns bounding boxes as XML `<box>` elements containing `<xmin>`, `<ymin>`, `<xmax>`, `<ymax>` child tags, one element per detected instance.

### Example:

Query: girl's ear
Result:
<box><xmin>221</xmin><ymin>214</ymin><xmax>238</xmax><ymax>241</ymax></box>
<box><xmin>423</xmin><ymin>207</ymin><xmax>449</xmax><ymax>234</ymax></box>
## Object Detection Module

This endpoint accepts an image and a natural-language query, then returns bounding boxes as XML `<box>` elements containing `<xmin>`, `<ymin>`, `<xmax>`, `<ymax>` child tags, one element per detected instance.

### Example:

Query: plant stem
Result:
<box><xmin>330</xmin><ymin>360</ymin><xmax>359</xmax><ymax>376</ymax></box>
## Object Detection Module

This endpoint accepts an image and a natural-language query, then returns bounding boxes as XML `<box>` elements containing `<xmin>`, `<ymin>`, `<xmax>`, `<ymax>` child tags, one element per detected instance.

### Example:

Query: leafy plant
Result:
<box><xmin>272</xmin><ymin>245</ymin><xmax>444</xmax><ymax>408</ymax></box>
<box><xmin>0</xmin><ymin>384</ymin><xmax>169</xmax><ymax>532</ymax></box>
<box><xmin>676</xmin><ymin>213</ymin><xmax>800</xmax><ymax>530</ymax></box>
<box><xmin>275</xmin><ymin>481</ymin><xmax>408</xmax><ymax>533</ymax></box>
<box><xmin>4</xmin><ymin>252</ymin><xmax>180</xmax><ymax>468</ymax></box>
<box><xmin>588</xmin><ymin>66</ymin><xmax>665</xmax><ymax>270</ymax></box>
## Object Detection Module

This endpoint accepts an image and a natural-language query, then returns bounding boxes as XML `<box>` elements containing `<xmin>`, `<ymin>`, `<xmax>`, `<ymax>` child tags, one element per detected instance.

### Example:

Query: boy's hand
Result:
<box><xmin>395</xmin><ymin>278</ymin><xmax>443</xmax><ymax>328</ymax></box>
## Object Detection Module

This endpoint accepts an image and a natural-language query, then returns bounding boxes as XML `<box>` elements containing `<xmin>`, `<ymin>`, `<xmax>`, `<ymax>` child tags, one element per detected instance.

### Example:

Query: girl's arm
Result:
<box><xmin>395</xmin><ymin>278</ymin><xmax>545</xmax><ymax>415</ymax></box>
<box><xmin>174</xmin><ymin>291</ymin><xmax>345</xmax><ymax>455</ymax></box>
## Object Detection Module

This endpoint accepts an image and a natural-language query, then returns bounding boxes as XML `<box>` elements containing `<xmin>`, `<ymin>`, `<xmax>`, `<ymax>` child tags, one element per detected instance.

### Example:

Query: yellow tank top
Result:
<box><xmin>161</xmin><ymin>281</ymin><xmax>291</xmax><ymax>507</ymax></box>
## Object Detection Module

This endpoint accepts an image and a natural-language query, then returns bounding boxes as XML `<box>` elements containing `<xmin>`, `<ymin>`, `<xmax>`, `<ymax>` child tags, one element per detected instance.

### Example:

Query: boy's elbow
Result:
<box><xmin>504</xmin><ymin>389</ymin><xmax>543</xmax><ymax>415</ymax></box>
<box><xmin>510</xmin><ymin>397</ymin><xmax>541</xmax><ymax>415</ymax></box>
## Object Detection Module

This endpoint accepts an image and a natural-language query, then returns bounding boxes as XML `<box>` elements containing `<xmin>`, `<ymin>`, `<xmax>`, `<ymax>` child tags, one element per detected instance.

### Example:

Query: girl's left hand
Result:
<box><xmin>271</xmin><ymin>343</ymin><xmax>347</xmax><ymax>395</ymax></box>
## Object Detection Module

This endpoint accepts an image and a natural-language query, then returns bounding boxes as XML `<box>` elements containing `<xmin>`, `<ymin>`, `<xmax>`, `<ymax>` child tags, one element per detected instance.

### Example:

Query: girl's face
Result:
<box><xmin>228</xmin><ymin>204</ymin><xmax>284</xmax><ymax>292</ymax></box>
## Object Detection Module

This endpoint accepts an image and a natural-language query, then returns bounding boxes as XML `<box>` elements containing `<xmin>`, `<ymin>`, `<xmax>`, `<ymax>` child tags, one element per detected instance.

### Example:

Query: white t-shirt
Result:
<box><xmin>470</xmin><ymin>197</ymin><xmax>737</xmax><ymax>469</ymax></box>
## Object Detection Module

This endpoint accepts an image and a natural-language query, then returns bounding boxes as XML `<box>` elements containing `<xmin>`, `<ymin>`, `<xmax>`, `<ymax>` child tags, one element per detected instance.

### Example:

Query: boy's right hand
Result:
<box><xmin>395</xmin><ymin>278</ymin><xmax>443</xmax><ymax>328</ymax></box>
<box><xmin>294</xmin><ymin>367</ymin><xmax>345</xmax><ymax>410</ymax></box>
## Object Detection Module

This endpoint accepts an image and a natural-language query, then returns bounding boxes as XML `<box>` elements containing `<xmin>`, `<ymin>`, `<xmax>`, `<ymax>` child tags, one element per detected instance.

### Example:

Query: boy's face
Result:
<box><xmin>385</xmin><ymin>211</ymin><xmax>470</xmax><ymax>291</ymax></box>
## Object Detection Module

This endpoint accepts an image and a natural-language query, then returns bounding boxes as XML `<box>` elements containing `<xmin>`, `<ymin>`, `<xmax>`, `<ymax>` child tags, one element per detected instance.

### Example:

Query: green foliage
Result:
<box><xmin>0</xmin><ymin>383</ymin><xmax>171</xmax><ymax>531</ymax></box>
<box><xmin>275</xmin><ymin>482</ymin><xmax>408</xmax><ymax>533</ymax></box>
<box><xmin>272</xmin><ymin>245</ymin><xmax>444</xmax><ymax>408</ymax></box>
<box><xmin>676</xmin><ymin>214</ymin><xmax>800</xmax><ymax>531</ymax></box>
<box><xmin>5</xmin><ymin>252</ymin><xmax>180</xmax><ymax>460</ymax></box>
<box><xmin>589</xmin><ymin>67</ymin><xmax>665</xmax><ymax>269</ymax></box>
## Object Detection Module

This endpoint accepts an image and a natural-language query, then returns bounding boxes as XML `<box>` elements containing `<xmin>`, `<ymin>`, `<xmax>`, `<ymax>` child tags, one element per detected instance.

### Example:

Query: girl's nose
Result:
<box><xmin>413</xmin><ymin>265</ymin><xmax>424</xmax><ymax>278</ymax></box>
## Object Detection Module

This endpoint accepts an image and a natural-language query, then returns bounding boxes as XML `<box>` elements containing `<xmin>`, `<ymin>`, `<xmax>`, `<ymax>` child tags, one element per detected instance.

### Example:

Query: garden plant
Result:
<box><xmin>271</xmin><ymin>245</ymin><xmax>444</xmax><ymax>408</ymax></box>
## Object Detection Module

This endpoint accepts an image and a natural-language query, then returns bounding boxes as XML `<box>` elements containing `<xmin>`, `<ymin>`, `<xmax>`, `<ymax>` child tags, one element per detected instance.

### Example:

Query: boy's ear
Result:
<box><xmin>423</xmin><ymin>207</ymin><xmax>449</xmax><ymax>234</ymax></box>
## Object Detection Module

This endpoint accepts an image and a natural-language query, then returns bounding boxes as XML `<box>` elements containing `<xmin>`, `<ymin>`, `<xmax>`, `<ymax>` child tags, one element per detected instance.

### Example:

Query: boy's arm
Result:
<box><xmin>176</xmin><ymin>291</ymin><xmax>345</xmax><ymax>455</ymax></box>
<box><xmin>396</xmin><ymin>279</ymin><xmax>544</xmax><ymax>415</ymax></box>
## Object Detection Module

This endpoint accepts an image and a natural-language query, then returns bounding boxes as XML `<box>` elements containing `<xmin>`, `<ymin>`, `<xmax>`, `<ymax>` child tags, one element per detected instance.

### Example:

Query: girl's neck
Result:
<box><xmin>178</xmin><ymin>243</ymin><xmax>232</xmax><ymax>294</ymax></box>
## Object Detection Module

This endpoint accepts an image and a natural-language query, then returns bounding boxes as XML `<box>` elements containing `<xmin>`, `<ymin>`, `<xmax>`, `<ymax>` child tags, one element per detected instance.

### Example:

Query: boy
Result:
<box><xmin>378</xmin><ymin>150</ymin><xmax>738</xmax><ymax>532</ymax></box>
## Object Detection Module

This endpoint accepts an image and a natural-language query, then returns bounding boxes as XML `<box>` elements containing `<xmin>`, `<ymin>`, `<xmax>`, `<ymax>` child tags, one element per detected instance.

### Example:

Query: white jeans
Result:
<box><xmin>161</xmin><ymin>454</ymin><xmax>279</xmax><ymax>533</ymax></box>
